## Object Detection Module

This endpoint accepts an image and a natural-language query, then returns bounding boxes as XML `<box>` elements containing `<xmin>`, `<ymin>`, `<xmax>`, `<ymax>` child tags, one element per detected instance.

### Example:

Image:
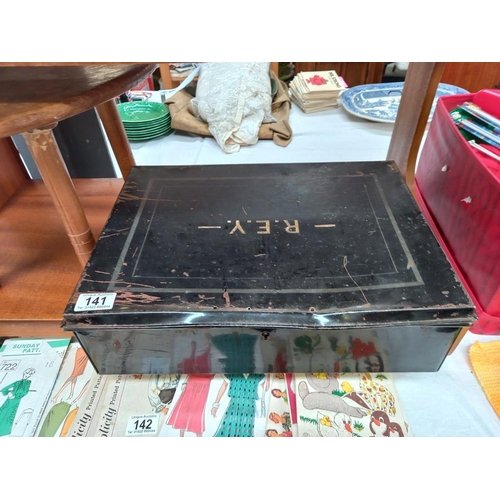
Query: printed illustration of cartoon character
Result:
<box><xmin>359</xmin><ymin>373</ymin><xmax>396</xmax><ymax>416</ymax></box>
<box><xmin>316</xmin><ymin>411</ymin><xmax>354</xmax><ymax>437</ymax></box>
<box><xmin>297</xmin><ymin>373</ymin><xmax>367</xmax><ymax>421</ymax></box>
<box><xmin>369</xmin><ymin>410</ymin><xmax>404</xmax><ymax>437</ymax></box>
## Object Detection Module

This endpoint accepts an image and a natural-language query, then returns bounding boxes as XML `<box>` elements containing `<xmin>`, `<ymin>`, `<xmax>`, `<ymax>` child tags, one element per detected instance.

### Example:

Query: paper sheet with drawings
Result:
<box><xmin>265</xmin><ymin>373</ymin><xmax>294</xmax><ymax>437</ymax></box>
<box><xmin>295</xmin><ymin>372</ymin><xmax>412</xmax><ymax>437</ymax></box>
<box><xmin>35</xmin><ymin>342</ymin><xmax>96</xmax><ymax>437</ymax></box>
<box><xmin>0</xmin><ymin>338</ymin><xmax>71</xmax><ymax>438</ymax></box>
<box><xmin>160</xmin><ymin>373</ymin><xmax>271</xmax><ymax>437</ymax></box>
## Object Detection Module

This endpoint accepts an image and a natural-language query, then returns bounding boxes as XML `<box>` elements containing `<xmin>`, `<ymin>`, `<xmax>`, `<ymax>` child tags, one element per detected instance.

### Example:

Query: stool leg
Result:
<box><xmin>22</xmin><ymin>127</ymin><xmax>95</xmax><ymax>267</ymax></box>
<box><xmin>96</xmin><ymin>99</ymin><xmax>135</xmax><ymax>180</ymax></box>
<box><xmin>387</xmin><ymin>62</ymin><xmax>446</xmax><ymax>195</ymax></box>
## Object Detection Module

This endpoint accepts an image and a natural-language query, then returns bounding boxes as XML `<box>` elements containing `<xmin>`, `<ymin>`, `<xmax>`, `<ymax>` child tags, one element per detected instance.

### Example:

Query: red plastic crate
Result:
<box><xmin>416</xmin><ymin>89</ymin><xmax>500</xmax><ymax>334</ymax></box>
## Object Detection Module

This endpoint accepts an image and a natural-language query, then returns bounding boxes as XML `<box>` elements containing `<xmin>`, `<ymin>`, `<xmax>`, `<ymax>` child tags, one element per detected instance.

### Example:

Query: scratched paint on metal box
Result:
<box><xmin>63</xmin><ymin>162</ymin><xmax>475</xmax><ymax>374</ymax></box>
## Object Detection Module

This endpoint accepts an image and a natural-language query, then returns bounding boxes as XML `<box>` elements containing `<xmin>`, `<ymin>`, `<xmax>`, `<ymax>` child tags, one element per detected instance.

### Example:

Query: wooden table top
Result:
<box><xmin>0</xmin><ymin>63</ymin><xmax>157</xmax><ymax>138</ymax></box>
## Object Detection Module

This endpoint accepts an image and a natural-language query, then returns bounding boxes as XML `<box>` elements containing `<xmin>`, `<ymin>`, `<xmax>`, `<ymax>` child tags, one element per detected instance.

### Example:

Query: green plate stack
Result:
<box><xmin>117</xmin><ymin>101</ymin><xmax>171</xmax><ymax>141</ymax></box>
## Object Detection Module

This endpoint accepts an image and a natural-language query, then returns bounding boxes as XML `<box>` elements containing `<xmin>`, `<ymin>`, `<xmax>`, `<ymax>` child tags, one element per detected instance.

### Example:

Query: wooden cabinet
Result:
<box><xmin>441</xmin><ymin>62</ymin><xmax>500</xmax><ymax>93</ymax></box>
<box><xmin>293</xmin><ymin>62</ymin><xmax>385</xmax><ymax>87</ymax></box>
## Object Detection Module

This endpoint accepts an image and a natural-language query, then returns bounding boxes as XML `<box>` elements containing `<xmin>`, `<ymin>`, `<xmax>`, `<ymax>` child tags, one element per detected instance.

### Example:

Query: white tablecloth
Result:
<box><xmin>130</xmin><ymin>93</ymin><xmax>394</xmax><ymax>166</ymax></box>
<box><xmin>127</xmin><ymin>92</ymin><xmax>500</xmax><ymax>436</ymax></box>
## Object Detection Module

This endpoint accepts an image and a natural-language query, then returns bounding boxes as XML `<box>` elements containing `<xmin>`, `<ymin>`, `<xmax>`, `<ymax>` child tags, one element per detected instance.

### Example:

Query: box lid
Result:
<box><xmin>63</xmin><ymin>162</ymin><xmax>475</xmax><ymax>331</ymax></box>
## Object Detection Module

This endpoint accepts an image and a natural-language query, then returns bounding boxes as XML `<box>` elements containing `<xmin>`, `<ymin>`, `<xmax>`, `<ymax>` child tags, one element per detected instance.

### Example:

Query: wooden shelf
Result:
<box><xmin>0</xmin><ymin>178</ymin><xmax>123</xmax><ymax>338</ymax></box>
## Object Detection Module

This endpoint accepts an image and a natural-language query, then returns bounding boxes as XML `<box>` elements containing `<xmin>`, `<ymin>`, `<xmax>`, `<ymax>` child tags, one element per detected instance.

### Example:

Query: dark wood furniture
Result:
<box><xmin>0</xmin><ymin>63</ymin><xmax>156</xmax><ymax>337</ymax></box>
<box><xmin>441</xmin><ymin>62</ymin><xmax>500</xmax><ymax>92</ymax></box>
<box><xmin>159</xmin><ymin>62</ymin><xmax>280</xmax><ymax>89</ymax></box>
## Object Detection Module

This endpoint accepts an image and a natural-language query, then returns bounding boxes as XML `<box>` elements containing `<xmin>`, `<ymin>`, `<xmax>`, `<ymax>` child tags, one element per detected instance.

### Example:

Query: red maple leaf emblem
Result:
<box><xmin>307</xmin><ymin>75</ymin><xmax>327</xmax><ymax>86</ymax></box>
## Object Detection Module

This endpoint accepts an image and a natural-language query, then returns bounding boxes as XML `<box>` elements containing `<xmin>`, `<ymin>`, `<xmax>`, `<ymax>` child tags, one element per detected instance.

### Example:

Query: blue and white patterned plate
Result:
<box><xmin>340</xmin><ymin>82</ymin><xmax>469</xmax><ymax>123</ymax></box>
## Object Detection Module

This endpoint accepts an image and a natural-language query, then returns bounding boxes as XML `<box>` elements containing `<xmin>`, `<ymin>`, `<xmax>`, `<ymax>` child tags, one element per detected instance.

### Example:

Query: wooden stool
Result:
<box><xmin>0</xmin><ymin>64</ymin><xmax>155</xmax><ymax>337</ymax></box>
<box><xmin>0</xmin><ymin>63</ymin><xmax>156</xmax><ymax>265</ymax></box>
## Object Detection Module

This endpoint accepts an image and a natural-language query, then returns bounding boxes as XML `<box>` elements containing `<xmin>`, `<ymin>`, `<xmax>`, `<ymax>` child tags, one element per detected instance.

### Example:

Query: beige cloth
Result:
<box><xmin>165</xmin><ymin>71</ymin><xmax>292</xmax><ymax>147</ymax></box>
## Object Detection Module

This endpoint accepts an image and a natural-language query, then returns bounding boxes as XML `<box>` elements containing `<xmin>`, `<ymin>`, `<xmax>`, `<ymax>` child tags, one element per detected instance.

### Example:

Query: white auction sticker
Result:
<box><xmin>126</xmin><ymin>414</ymin><xmax>159</xmax><ymax>436</ymax></box>
<box><xmin>75</xmin><ymin>293</ymin><xmax>117</xmax><ymax>312</ymax></box>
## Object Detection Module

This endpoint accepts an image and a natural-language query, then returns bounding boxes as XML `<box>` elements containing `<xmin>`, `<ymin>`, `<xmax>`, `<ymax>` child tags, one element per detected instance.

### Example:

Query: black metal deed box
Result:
<box><xmin>63</xmin><ymin>162</ymin><xmax>475</xmax><ymax>374</ymax></box>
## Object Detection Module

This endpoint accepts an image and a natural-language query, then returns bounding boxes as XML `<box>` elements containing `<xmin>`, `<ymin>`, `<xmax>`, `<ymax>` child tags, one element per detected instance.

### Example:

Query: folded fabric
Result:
<box><xmin>166</xmin><ymin>71</ymin><xmax>292</xmax><ymax>148</ymax></box>
<box><xmin>191</xmin><ymin>62</ymin><xmax>275</xmax><ymax>153</ymax></box>
<box><xmin>470</xmin><ymin>340</ymin><xmax>500</xmax><ymax>417</ymax></box>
